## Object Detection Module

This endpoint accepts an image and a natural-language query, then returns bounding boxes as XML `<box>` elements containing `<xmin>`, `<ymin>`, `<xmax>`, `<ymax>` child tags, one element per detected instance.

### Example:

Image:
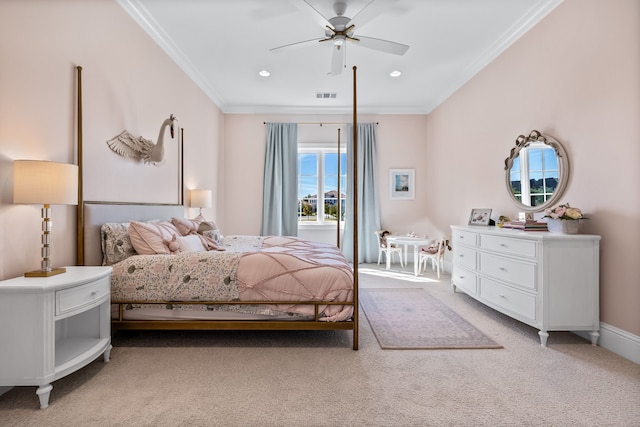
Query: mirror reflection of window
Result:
<box><xmin>510</xmin><ymin>142</ymin><xmax>559</xmax><ymax>207</ymax></box>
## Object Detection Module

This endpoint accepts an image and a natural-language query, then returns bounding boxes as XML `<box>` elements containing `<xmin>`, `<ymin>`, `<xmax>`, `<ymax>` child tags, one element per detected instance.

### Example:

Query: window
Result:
<box><xmin>297</xmin><ymin>143</ymin><xmax>347</xmax><ymax>225</ymax></box>
<box><xmin>509</xmin><ymin>142</ymin><xmax>559</xmax><ymax>207</ymax></box>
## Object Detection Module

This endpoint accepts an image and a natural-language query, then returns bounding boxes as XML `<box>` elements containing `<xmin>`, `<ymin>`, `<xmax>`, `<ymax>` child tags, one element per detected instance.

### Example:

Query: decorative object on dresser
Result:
<box><xmin>543</xmin><ymin>202</ymin><xmax>586</xmax><ymax>234</ymax></box>
<box><xmin>0</xmin><ymin>266</ymin><xmax>112</xmax><ymax>409</ymax></box>
<box><xmin>504</xmin><ymin>130</ymin><xmax>570</xmax><ymax>213</ymax></box>
<box><xmin>189</xmin><ymin>189</ymin><xmax>212</xmax><ymax>216</ymax></box>
<box><xmin>13</xmin><ymin>160</ymin><xmax>79</xmax><ymax>277</ymax></box>
<box><xmin>450</xmin><ymin>225</ymin><xmax>600</xmax><ymax>346</ymax></box>
<box><xmin>106</xmin><ymin>114</ymin><xmax>177</xmax><ymax>166</ymax></box>
<box><xmin>468</xmin><ymin>208</ymin><xmax>492</xmax><ymax>226</ymax></box>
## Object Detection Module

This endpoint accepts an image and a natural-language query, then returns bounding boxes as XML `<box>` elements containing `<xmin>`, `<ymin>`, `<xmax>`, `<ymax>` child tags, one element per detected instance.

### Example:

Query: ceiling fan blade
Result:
<box><xmin>348</xmin><ymin>0</ymin><xmax>398</xmax><ymax>31</ymax></box>
<box><xmin>270</xmin><ymin>37</ymin><xmax>323</xmax><ymax>53</ymax></box>
<box><xmin>302</xmin><ymin>0</ymin><xmax>333</xmax><ymax>29</ymax></box>
<box><xmin>354</xmin><ymin>35</ymin><xmax>409</xmax><ymax>55</ymax></box>
<box><xmin>330</xmin><ymin>45</ymin><xmax>344</xmax><ymax>76</ymax></box>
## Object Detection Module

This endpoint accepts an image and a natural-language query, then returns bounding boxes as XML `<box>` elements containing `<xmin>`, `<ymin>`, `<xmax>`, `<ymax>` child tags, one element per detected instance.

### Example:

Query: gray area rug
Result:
<box><xmin>360</xmin><ymin>288</ymin><xmax>503</xmax><ymax>349</ymax></box>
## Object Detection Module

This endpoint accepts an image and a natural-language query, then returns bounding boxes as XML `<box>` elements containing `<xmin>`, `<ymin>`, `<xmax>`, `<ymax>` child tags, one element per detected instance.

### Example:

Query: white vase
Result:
<box><xmin>547</xmin><ymin>218</ymin><xmax>580</xmax><ymax>234</ymax></box>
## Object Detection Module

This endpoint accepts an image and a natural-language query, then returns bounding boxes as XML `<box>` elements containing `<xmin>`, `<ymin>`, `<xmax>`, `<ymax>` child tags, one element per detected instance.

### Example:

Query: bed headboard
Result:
<box><xmin>83</xmin><ymin>202</ymin><xmax>185</xmax><ymax>266</ymax></box>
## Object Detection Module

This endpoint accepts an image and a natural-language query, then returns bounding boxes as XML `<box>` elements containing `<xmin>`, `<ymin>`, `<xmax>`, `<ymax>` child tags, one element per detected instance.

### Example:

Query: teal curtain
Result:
<box><xmin>342</xmin><ymin>123</ymin><xmax>381</xmax><ymax>263</ymax></box>
<box><xmin>261</xmin><ymin>123</ymin><xmax>298</xmax><ymax>236</ymax></box>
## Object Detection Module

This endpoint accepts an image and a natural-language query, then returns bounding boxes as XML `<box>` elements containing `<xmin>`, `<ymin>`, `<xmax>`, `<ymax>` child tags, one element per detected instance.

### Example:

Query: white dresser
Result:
<box><xmin>0</xmin><ymin>266</ymin><xmax>112</xmax><ymax>408</ymax></box>
<box><xmin>450</xmin><ymin>225</ymin><xmax>600</xmax><ymax>346</ymax></box>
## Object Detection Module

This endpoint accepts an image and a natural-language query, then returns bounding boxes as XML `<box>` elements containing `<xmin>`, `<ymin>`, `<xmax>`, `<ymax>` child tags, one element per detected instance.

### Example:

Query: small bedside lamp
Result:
<box><xmin>189</xmin><ymin>189</ymin><xmax>212</xmax><ymax>216</ymax></box>
<box><xmin>13</xmin><ymin>160</ymin><xmax>78</xmax><ymax>277</ymax></box>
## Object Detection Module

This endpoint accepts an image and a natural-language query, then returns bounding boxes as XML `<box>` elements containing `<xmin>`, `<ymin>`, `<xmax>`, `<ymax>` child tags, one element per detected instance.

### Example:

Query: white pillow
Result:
<box><xmin>177</xmin><ymin>234</ymin><xmax>206</xmax><ymax>253</ymax></box>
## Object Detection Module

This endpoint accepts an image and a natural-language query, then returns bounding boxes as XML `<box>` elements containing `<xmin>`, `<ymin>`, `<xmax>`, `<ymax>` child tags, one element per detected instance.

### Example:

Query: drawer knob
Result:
<box><xmin>499</xmin><ymin>294</ymin><xmax>505</xmax><ymax>298</ymax></box>
<box><xmin>500</xmin><ymin>243</ymin><xmax>507</xmax><ymax>247</ymax></box>
<box><xmin>91</xmin><ymin>291</ymin><xmax>97</xmax><ymax>296</ymax></box>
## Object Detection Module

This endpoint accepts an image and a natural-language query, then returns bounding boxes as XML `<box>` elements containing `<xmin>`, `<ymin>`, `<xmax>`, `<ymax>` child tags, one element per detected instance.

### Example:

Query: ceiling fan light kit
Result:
<box><xmin>270</xmin><ymin>0</ymin><xmax>409</xmax><ymax>76</ymax></box>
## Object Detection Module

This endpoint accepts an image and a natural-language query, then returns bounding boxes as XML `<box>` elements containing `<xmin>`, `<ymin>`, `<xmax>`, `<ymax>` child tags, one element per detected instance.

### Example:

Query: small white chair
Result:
<box><xmin>418</xmin><ymin>237</ymin><xmax>447</xmax><ymax>278</ymax></box>
<box><xmin>375</xmin><ymin>230</ymin><xmax>404</xmax><ymax>267</ymax></box>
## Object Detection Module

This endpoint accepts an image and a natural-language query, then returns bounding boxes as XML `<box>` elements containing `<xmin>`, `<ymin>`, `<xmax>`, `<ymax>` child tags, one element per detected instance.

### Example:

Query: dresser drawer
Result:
<box><xmin>479</xmin><ymin>234</ymin><xmax>537</xmax><ymax>258</ymax></box>
<box><xmin>452</xmin><ymin>229</ymin><xmax>477</xmax><ymax>247</ymax></box>
<box><xmin>56</xmin><ymin>276</ymin><xmax>110</xmax><ymax>315</ymax></box>
<box><xmin>452</xmin><ymin>265</ymin><xmax>477</xmax><ymax>295</ymax></box>
<box><xmin>479</xmin><ymin>252</ymin><xmax>537</xmax><ymax>290</ymax></box>
<box><xmin>454</xmin><ymin>245</ymin><xmax>477</xmax><ymax>270</ymax></box>
<box><xmin>479</xmin><ymin>277</ymin><xmax>536</xmax><ymax>321</ymax></box>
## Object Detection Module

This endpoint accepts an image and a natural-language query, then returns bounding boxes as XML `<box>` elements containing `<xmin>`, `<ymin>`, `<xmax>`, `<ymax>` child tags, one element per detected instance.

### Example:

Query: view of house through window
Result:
<box><xmin>298</xmin><ymin>144</ymin><xmax>347</xmax><ymax>224</ymax></box>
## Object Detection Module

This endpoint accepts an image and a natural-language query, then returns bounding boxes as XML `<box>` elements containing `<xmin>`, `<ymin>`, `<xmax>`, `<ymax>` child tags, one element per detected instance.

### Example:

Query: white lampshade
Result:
<box><xmin>13</xmin><ymin>160</ymin><xmax>79</xmax><ymax>277</ymax></box>
<box><xmin>13</xmin><ymin>160</ymin><xmax>78</xmax><ymax>205</ymax></box>
<box><xmin>190</xmin><ymin>189</ymin><xmax>212</xmax><ymax>209</ymax></box>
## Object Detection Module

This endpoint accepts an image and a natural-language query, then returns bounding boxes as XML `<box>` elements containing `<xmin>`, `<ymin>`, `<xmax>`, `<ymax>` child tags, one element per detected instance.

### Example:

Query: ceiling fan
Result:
<box><xmin>270</xmin><ymin>0</ymin><xmax>409</xmax><ymax>76</ymax></box>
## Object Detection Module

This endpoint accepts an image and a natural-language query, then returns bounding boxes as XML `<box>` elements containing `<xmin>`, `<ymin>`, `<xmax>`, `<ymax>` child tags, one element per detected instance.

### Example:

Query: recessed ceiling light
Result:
<box><xmin>259</xmin><ymin>70</ymin><xmax>270</xmax><ymax>77</ymax></box>
<box><xmin>390</xmin><ymin>70</ymin><xmax>402</xmax><ymax>78</ymax></box>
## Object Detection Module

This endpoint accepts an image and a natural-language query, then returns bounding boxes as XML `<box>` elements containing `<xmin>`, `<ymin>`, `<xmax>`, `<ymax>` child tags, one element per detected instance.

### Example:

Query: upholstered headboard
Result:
<box><xmin>83</xmin><ymin>202</ymin><xmax>185</xmax><ymax>266</ymax></box>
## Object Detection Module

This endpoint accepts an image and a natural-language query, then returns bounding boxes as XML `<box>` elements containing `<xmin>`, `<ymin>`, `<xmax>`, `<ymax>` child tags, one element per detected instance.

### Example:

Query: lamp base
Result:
<box><xmin>25</xmin><ymin>267</ymin><xmax>66</xmax><ymax>278</ymax></box>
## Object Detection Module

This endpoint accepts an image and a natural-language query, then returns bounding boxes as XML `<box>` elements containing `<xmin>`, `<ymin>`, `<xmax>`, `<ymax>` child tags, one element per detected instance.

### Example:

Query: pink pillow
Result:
<box><xmin>171</xmin><ymin>216</ymin><xmax>201</xmax><ymax>236</ymax></box>
<box><xmin>129</xmin><ymin>220</ymin><xmax>181</xmax><ymax>255</ymax></box>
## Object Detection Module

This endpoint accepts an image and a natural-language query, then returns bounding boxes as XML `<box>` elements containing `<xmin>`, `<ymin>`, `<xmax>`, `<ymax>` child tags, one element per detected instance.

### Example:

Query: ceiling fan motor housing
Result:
<box><xmin>326</xmin><ymin>16</ymin><xmax>352</xmax><ymax>35</ymax></box>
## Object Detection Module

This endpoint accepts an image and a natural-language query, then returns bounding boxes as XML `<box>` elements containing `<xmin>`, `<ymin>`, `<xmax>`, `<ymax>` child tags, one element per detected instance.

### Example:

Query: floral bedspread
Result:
<box><xmin>110</xmin><ymin>235</ymin><xmax>354</xmax><ymax>321</ymax></box>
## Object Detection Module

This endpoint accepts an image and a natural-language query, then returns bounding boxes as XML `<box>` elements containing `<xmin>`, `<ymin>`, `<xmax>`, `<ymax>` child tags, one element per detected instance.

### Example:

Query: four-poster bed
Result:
<box><xmin>75</xmin><ymin>66</ymin><xmax>361</xmax><ymax>350</ymax></box>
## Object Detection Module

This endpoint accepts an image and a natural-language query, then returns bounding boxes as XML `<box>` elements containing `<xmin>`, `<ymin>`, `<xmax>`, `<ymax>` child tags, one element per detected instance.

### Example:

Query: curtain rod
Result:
<box><xmin>263</xmin><ymin>122</ymin><xmax>378</xmax><ymax>126</ymax></box>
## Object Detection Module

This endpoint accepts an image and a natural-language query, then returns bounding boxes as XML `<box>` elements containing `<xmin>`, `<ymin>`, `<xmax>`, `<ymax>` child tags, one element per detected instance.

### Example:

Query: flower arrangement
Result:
<box><xmin>543</xmin><ymin>203</ymin><xmax>585</xmax><ymax>220</ymax></box>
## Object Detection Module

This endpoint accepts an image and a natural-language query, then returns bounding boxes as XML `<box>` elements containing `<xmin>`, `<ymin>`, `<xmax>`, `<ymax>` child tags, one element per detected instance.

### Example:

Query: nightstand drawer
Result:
<box><xmin>56</xmin><ymin>276</ymin><xmax>110</xmax><ymax>315</ymax></box>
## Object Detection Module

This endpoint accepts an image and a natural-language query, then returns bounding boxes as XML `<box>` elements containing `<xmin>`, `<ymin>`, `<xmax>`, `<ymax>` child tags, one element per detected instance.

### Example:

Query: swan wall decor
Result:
<box><xmin>106</xmin><ymin>114</ymin><xmax>177</xmax><ymax>166</ymax></box>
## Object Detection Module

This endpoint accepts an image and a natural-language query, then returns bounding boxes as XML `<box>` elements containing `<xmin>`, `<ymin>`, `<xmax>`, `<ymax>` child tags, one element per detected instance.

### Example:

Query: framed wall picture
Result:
<box><xmin>468</xmin><ymin>208</ymin><xmax>493</xmax><ymax>226</ymax></box>
<box><xmin>389</xmin><ymin>169</ymin><xmax>415</xmax><ymax>200</ymax></box>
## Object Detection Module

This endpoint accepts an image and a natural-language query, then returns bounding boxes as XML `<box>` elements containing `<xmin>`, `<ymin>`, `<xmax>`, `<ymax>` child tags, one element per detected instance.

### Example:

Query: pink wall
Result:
<box><xmin>0</xmin><ymin>0</ymin><xmax>222</xmax><ymax>280</ymax></box>
<box><xmin>222</xmin><ymin>113</ymin><xmax>430</xmax><ymax>238</ymax></box>
<box><xmin>426</xmin><ymin>0</ymin><xmax>640</xmax><ymax>335</ymax></box>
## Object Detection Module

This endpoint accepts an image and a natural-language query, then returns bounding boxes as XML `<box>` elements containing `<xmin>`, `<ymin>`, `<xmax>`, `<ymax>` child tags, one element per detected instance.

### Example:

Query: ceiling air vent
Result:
<box><xmin>316</xmin><ymin>92</ymin><xmax>337</xmax><ymax>99</ymax></box>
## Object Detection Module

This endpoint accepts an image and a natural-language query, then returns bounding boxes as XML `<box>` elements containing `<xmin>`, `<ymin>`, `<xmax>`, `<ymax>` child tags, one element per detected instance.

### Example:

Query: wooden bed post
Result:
<box><xmin>352</xmin><ymin>66</ymin><xmax>359</xmax><ymax>350</ymax></box>
<box><xmin>337</xmin><ymin>127</ymin><xmax>341</xmax><ymax>248</ymax></box>
<box><xmin>76</xmin><ymin>65</ymin><xmax>84</xmax><ymax>266</ymax></box>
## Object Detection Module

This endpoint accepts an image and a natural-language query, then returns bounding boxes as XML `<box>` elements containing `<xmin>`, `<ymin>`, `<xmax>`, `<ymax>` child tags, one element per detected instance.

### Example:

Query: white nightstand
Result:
<box><xmin>0</xmin><ymin>266</ymin><xmax>112</xmax><ymax>408</ymax></box>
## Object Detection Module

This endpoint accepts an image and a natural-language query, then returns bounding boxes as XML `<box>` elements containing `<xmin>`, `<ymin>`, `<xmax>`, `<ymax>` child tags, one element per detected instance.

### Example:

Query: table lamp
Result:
<box><xmin>189</xmin><ymin>189</ymin><xmax>212</xmax><ymax>216</ymax></box>
<box><xmin>13</xmin><ymin>160</ymin><xmax>79</xmax><ymax>277</ymax></box>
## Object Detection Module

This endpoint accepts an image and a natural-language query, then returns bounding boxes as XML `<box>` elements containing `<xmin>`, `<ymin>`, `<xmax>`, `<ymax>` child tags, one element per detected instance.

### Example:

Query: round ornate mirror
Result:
<box><xmin>504</xmin><ymin>130</ymin><xmax>570</xmax><ymax>213</ymax></box>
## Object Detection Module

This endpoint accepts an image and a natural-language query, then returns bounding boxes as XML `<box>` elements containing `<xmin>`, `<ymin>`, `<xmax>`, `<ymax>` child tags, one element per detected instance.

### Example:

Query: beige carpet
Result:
<box><xmin>360</xmin><ymin>288</ymin><xmax>502</xmax><ymax>349</ymax></box>
<box><xmin>1</xmin><ymin>264</ymin><xmax>639</xmax><ymax>426</ymax></box>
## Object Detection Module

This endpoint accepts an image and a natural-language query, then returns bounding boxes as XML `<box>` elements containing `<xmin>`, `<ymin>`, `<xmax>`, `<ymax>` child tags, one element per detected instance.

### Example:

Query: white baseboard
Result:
<box><xmin>576</xmin><ymin>322</ymin><xmax>640</xmax><ymax>365</ymax></box>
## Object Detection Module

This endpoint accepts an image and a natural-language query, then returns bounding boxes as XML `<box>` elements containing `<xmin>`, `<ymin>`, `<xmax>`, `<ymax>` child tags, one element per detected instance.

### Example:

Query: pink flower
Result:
<box><xmin>543</xmin><ymin>203</ymin><xmax>585</xmax><ymax>220</ymax></box>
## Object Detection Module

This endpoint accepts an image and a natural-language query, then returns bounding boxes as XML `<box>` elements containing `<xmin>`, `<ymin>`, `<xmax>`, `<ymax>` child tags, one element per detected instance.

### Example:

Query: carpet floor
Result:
<box><xmin>1</xmin><ymin>264</ymin><xmax>639</xmax><ymax>427</ymax></box>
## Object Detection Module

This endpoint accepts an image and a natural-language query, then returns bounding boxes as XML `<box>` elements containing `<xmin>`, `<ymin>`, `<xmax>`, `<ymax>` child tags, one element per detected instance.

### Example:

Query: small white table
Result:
<box><xmin>0</xmin><ymin>266</ymin><xmax>112</xmax><ymax>408</ymax></box>
<box><xmin>385</xmin><ymin>235</ymin><xmax>434</xmax><ymax>275</ymax></box>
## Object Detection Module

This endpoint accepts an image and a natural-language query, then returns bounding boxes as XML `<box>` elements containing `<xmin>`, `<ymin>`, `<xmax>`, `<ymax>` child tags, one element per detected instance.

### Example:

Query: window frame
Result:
<box><xmin>297</xmin><ymin>142</ymin><xmax>347</xmax><ymax>228</ymax></box>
